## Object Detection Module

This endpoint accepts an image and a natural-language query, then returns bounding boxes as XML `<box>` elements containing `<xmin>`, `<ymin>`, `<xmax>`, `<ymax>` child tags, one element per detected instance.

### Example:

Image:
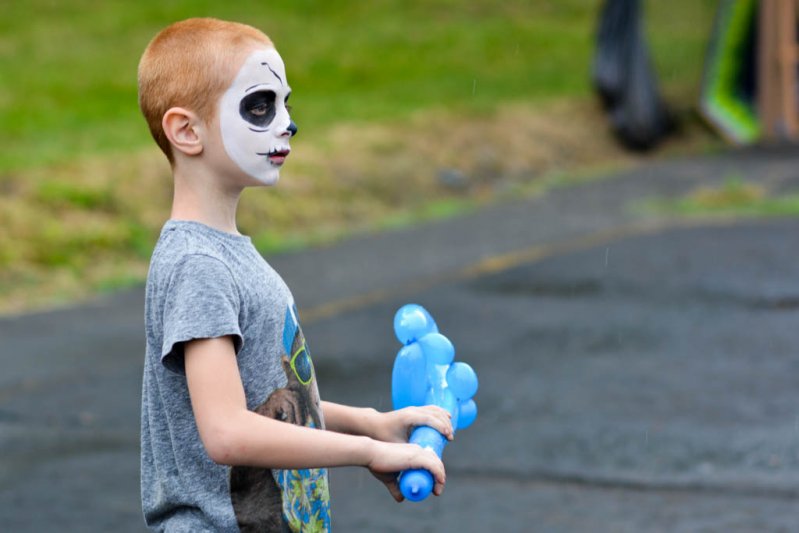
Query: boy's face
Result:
<box><xmin>218</xmin><ymin>46</ymin><xmax>296</xmax><ymax>185</ymax></box>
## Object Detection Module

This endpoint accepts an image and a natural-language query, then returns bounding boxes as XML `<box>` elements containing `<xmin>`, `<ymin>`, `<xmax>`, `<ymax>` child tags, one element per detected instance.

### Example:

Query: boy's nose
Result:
<box><xmin>282</xmin><ymin>120</ymin><xmax>298</xmax><ymax>138</ymax></box>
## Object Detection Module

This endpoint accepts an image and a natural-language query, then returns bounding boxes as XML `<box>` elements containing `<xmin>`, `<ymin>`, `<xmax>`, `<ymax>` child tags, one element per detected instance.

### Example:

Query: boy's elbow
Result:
<box><xmin>200</xmin><ymin>422</ymin><xmax>243</xmax><ymax>466</ymax></box>
<box><xmin>205</xmin><ymin>436</ymin><xmax>234</xmax><ymax>465</ymax></box>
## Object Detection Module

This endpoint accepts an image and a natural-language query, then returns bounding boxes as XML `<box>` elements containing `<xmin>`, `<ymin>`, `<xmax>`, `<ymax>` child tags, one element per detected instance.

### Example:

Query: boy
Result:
<box><xmin>138</xmin><ymin>18</ymin><xmax>452</xmax><ymax>532</ymax></box>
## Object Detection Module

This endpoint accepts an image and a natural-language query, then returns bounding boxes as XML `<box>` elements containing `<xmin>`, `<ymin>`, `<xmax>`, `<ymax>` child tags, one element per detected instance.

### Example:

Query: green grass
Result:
<box><xmin>377</xmin><ymin>197</ymin><xmax>477</xmax><ymax>232</ymax></box>
<box><xmin>639</xmin><ymin>177</ymin><xmax>799</xmax><ymax>217</ymax></box>
<box><xmin>0</xmin><ymin>0</ymin><xmax>721</xmax><ymax>313</ymax></box>
<box><xmin>1</xmin><ymin>0</ymin><xmax>717</xmax><ymax>172</ymax></box>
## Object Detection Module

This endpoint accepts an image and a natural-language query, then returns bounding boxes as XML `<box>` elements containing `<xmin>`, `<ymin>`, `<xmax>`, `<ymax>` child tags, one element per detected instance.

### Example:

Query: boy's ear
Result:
<box><xmin>162</xmin><ymin>107</ymin><xmax>204</xmax><ymax>157</ymax></box>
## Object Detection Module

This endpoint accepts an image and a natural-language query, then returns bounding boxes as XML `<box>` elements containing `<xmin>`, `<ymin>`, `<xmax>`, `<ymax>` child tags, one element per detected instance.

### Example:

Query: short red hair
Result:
<box><xmin>137</xmin><ymin>18</ymin><xmax>273</xmax><ymax>163</ymax></box>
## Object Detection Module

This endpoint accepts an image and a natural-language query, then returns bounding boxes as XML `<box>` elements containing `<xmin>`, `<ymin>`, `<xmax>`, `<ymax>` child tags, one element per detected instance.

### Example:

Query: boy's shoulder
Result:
<box><xmin>147</xmin><ymin>221</ymin><xmax>242</xmax><ymax>289</ymax></box>
<box><xmin>150</xmin><ymin>220</ymin><xmax>248</xmax><ymax>266</ymax></box>
<box><xmin>146</xmin><ymin>219</ymin><xmax>290</xmax><ymax>317</ymax></box>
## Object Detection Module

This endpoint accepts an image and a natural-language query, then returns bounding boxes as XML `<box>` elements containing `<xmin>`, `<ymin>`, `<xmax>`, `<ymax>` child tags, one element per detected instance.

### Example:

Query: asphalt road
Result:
<box><xmin>2</xmin><ymin>148</ymin><xmax>799</xmax><ymax>532</ymax></box>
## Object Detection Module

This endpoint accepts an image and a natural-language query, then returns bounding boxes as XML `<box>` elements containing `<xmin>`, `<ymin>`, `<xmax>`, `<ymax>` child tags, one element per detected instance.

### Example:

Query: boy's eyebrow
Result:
<box><xmin>261</xmin><ymin>61</ymin><xmax>284</xmax><ymax>86</ymax></box>
<box><xmin>244</xmin><ymin>83</ymin><xmax>272</xmax><ymax>93</ymax></box>
<box><xmin>243</xmin><ymin>84</ymin><xmax>292</xmax><ymax>96</ymax></box>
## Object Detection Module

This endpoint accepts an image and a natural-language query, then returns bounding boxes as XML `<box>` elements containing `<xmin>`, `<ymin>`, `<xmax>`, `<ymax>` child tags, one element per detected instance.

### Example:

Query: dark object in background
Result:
<box><xmin>592</xmin><ymin>0</ymin><xmax>673</xmax><ymax>151</ymax></box>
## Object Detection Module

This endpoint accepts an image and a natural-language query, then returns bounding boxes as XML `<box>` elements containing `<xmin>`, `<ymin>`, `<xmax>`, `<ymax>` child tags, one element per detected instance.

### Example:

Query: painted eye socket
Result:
<box><xmin>240</xmin><ymin>90</ymin><xmax>276</xmax><ymax>128</ymax></box>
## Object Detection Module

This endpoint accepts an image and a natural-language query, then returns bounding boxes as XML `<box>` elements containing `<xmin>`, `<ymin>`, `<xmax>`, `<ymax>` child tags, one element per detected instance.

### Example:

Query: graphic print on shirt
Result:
<box><xmin>230</xmin><ymin>304</ymin><xmax>331</xmax><ymax>533</ymax></box>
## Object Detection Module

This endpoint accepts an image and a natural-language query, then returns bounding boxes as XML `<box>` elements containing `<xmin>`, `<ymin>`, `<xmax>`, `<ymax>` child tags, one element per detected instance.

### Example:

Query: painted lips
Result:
<box><xmin>257</xmin><ymin>149</ymin><xmax>290</xmax><ymax>165</ymax></box>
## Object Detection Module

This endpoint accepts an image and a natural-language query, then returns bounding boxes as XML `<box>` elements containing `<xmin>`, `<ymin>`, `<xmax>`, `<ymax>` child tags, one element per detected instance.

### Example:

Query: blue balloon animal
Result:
<box><xmin>391</xmin><ymin>304</ymin><xmax>478</xmax><ymax>502</ymax></box>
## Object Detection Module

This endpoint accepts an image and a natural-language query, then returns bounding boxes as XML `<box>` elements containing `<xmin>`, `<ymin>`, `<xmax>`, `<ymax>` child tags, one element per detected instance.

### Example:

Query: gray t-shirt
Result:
<box><xmin>141</xmin><ymin>220</ymin><xmax>331</xmax><ymax>532</ymax></box>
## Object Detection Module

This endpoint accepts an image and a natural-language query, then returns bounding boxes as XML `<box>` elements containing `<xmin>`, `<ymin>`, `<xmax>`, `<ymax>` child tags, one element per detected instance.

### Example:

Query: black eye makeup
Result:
<box><xmin>239</xmin><ymin>90</ymin><xmax>276</xmax><ymax>128</ymax></box>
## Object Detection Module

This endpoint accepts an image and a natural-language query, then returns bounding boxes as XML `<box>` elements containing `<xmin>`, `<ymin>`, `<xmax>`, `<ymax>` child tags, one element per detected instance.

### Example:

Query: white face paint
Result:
<box><xmin>219</xmin><ymin>47</ymin><xmax>296</xmax><ymax>185</ymax></box>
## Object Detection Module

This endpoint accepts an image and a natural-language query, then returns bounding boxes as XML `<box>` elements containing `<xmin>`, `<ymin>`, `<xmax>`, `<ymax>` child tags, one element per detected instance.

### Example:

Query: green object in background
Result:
<box><xmin>699</xmin><ymin>0</ymin><xmax>760</xmax><ymax>144</ymax></box>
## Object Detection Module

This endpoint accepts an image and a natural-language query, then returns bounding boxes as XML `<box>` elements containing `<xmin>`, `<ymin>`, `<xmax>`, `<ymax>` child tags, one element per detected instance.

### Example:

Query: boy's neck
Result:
<box><xmin>170</xmin><ymin>164</ymin><xmax>243</xmax><ymax>236</ymax></box>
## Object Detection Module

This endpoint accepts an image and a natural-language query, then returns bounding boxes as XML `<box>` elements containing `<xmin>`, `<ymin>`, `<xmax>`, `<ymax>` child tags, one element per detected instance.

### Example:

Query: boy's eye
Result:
<box><xmin>239</xmin><ymin>90</ymin><xmax>276</xmax><ymax>128</ymax></box>
<box><xmin>251</xmin><ymin>103</ymin><xmax>269</xmax><ymax>116</ymax></box>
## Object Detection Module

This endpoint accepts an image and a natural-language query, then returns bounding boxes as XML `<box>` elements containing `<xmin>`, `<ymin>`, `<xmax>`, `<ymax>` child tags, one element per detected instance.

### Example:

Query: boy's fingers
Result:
<box><xmin>424</xmin><ymin>451</ymin><xmax>446</xmax><ymax>488</ymax></box>
<box><xmin>423</xmin><ymin>410</ymin><xmax>454</xmax><ymax>440</ymax></box>
<box><xmin>432</xmin><ymin>467</ymin><xmax>446</xmax><ymax>496</ymax></box>
<box><xmin>407</xmin><ymin>406</ymin><xmax>454</xmax><ymax>439</ymax></box>
<box><xmin>426</xmin><ymin>406</ymin><xmax>449</xmax><ymax>420</ymax></box>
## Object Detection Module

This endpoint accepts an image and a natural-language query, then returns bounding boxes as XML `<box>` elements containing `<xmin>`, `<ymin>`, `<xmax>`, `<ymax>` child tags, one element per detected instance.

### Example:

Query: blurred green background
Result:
<box><xmin>0</xmin><ymin>0</ymin><xmax>718</xmax><ymax>312</ymax></box>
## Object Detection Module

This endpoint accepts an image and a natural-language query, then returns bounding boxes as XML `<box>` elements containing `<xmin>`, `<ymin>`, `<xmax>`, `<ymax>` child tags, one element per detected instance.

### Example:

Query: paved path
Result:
<box><xmin>2</xmin><ymin>148</ymin><xmax>799</xmax><ymax>531</ymax></box>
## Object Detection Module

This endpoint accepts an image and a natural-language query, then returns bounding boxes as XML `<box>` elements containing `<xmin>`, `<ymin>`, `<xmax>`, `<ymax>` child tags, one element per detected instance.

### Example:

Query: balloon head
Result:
<box><xmin>394</xmin><ymin>304</ymin><xmax>438</xmax><ymax>345</ymax></box>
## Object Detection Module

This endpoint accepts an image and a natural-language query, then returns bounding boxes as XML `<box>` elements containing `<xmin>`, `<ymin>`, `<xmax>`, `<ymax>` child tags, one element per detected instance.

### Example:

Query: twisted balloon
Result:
<box><xmin>391</xmin><ymin>304</ymin><xmax>478</xmax><ymax>502</ymax></box>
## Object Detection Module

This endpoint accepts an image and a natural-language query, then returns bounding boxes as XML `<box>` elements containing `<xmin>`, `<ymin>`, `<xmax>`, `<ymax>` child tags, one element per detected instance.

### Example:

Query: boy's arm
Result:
<box><xmin>184</xmin><ymin>336</ymin><xmax>446</xmax><ymax>497</ymax></box>
<box><xmin>321</xmin><ymin>401</ymin><xmax>453</xmax><ymax>444</ymax></box>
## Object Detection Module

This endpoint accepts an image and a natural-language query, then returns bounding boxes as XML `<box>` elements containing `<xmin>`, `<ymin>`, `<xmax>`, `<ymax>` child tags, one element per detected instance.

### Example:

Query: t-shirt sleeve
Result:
<box><xmin>161</xmin><ymin>254</ymin><xmax>243</xmax><ymax>374</ymax></box>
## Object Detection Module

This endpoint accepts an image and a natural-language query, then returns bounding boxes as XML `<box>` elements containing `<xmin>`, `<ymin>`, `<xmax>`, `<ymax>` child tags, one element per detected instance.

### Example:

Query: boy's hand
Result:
<box><xmin>370</xmin><ymin>406</ymin><xmax>454</xmax><ymax>444</ymax></box>
<box><xmin>366</xmin><ymin>440</ymin><xmax>446</xmax><ymax>502</ymax></box>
